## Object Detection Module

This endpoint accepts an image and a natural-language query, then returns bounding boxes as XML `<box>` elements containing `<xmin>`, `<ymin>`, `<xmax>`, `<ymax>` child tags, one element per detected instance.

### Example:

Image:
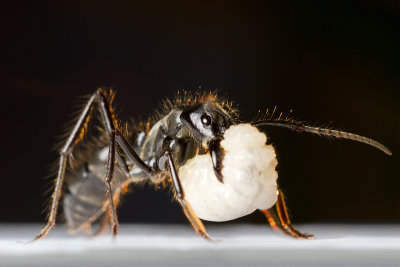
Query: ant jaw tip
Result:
<box><xmin>216</xmin><ymin>174</ymin><xmax>224</xmax><ymax>183</ymax></box>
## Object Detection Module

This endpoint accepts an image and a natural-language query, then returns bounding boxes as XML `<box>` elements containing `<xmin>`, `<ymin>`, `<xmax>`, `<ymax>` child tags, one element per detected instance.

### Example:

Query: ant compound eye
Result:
<box><xmin>201</xmin><ymin>114</ymin><xmax>212</xmax><ymax>127</ymax></box>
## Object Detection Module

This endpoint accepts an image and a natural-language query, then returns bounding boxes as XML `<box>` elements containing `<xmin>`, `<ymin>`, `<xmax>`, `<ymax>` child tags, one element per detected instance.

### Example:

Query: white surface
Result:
<box><xmin>1</xmin><ymin>224</ymin><xmax>400</xmax><ymax>266</ymax></box>
<box><xmin>179</xmin><ymin>124</ymin><xmax>278</xmax><ymax>221</ymax></box>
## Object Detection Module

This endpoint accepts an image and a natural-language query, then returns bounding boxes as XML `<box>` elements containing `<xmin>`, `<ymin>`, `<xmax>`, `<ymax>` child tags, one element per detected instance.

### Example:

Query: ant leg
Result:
<box><xmin>32</xmin><ymin>94</ymin><xmax>98</xmax><ymax>241</ymax></box>
<box><xmin>104</xmin><ymin>130</ymin><xmax>119</xmax><ymax>237</ymax></box>
<box><xmin>163</xmin><ymin>150</ymin><xmax>213</xmax><ymax>241</ymax></box>
<box><xmin>260</xmin><ymin>208</ymin><xmax>296</xmax><ymax>237</ymax></box>
<box><xmin>95</xmin><ymin>90</ymin><xmax>154</xmax><ymax>175</ymax></box>
<box><xmin>94</xmin><ymin>90</ymin><xmax>158</xmax><ymax>237</ymax></box>
<box><xmin>33</xmin><ymin>89</ymin><xmax>148</xmax><ymax>241</ymax></box>
<box><xmin>275</xmin><ymin>189</ymin><xmax>314</xmax><ymax>239</ymax></box>
<box><xmin>91</xmin><ymin>213</ymin><xmax>111</xmax><ymax>237</ymax></box>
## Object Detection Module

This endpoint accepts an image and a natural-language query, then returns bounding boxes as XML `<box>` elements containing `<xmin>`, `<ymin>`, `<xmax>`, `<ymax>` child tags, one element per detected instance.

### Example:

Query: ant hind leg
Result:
<box><xmin>32</xmin><ymin>93</ymin><xmax>98</xmax><ymax>241</ymax></box>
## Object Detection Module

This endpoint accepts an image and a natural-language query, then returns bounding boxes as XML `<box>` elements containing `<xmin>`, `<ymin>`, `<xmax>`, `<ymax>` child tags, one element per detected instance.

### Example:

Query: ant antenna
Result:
<box><xmin>252</xmin><ymin>118</ymin><xmax>392</xmax><ymax>155</ymax></box>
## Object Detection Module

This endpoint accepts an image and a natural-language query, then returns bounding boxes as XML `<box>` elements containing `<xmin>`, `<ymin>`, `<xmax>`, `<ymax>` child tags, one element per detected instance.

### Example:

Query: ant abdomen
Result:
<box><xmin>63</xmin><ymin>148</ymin><xmax>129</xmax><ymax>233</ymax></box>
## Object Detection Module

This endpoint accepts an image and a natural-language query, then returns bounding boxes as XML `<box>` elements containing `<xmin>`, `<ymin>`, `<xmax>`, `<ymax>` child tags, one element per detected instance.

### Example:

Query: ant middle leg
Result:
<box><xmin>104</xmin><ymin>130</ymin><xmax>118</xmax><ymax>236</ymax></box>
<box><xmin>94</xmin><ymin>90</ymin><xmax>156</xmax><ymax>237</ymax></box>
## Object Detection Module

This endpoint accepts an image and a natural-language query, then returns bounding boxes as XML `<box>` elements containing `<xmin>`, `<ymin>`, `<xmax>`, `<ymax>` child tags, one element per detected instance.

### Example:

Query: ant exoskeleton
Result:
<box><xmin>33</xmin><ymin>89</ymin><xmax>391</xmax><ymax>241</ymax></box>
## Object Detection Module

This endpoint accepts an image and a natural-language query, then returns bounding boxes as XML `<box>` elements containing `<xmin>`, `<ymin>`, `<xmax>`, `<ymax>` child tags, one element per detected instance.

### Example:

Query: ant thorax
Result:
<box><xmin>179</xmin><ymin>123</ymin><xmax>278</xmax><ymax>222</ymax></box>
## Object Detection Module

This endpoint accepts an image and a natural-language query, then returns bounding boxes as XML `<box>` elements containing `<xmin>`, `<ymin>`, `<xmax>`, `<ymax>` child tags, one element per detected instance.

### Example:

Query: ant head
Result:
<box><xmin>180</xmin><ymin>101</ymin><xmax>235</xmax><ymax>143</ymax></box>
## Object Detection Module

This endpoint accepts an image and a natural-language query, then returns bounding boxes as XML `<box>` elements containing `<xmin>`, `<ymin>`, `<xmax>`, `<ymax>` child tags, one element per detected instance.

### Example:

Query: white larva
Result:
<box><xmin>179</xmin><ymin>123</ymin><xmax>278</xmax><ymax>221</ymax></box>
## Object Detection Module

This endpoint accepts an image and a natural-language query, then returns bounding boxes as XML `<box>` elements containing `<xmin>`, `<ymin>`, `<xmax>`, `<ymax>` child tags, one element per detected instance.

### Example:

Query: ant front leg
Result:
<box><xmin>161</xmin><ymin>150</ymin><xmax>213</xmax><ymax>241</ymax></box>
<box><xmin>261</xmin><ymin>208</ymin><xmax>292</xmax><ymax>236</ymax></box>
<box><xmin>275</xmin><ymin>189</ymin><xmax>314</xmax><ymax>239</ymax></box>
<box><xmin>261</xmin><ymin>189</ymin><xmax>314</xmax><ymax>239</ymax></box>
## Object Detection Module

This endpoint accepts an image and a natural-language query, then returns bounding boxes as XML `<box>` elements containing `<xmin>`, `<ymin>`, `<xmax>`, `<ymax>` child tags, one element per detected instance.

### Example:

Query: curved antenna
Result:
<box><xmin>252</xmin><ymin>119</ymin><xmax>392</xmax><ymax>156</ymax></box>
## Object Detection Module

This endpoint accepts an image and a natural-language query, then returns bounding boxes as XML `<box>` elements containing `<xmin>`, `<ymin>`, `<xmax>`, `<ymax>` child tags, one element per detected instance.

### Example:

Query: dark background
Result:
<box><xmin>1</xmin><ymin>1</ymin><xmax>399</xmax><ymax>227</ymax></box>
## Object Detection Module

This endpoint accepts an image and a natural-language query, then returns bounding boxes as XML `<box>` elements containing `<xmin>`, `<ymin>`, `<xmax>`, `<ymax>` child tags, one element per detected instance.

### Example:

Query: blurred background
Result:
<box><xmin>0</xmin><ymin>1</ymin><xmax>399</xmax><ymax>228</ymax></box>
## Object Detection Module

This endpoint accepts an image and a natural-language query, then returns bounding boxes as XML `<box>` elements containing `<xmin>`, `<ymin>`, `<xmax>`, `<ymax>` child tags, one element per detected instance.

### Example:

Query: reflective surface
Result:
<box><xmin>2</xmin><ymin>224</ymin><xmax>400</xmax><ymax>266</ymax></box>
